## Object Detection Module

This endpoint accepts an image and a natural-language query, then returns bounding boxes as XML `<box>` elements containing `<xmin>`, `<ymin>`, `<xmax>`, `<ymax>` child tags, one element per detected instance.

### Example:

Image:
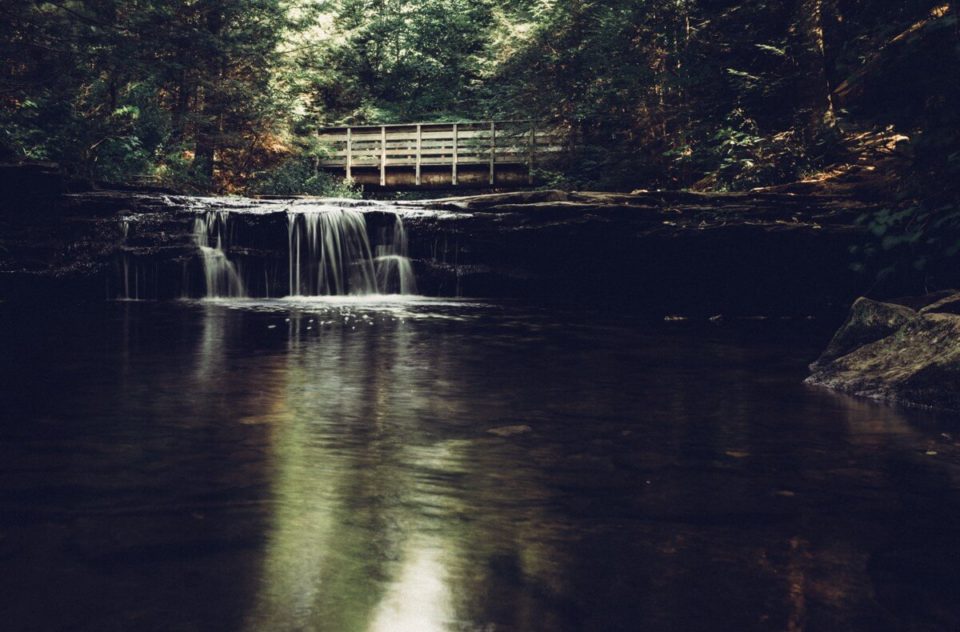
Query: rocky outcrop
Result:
<box><xmin>809</xmin><ymin>297</ymin><xmax>917</xmax><ymax>370</ymax></box>
<box><xmin>2</xmin><ymin>181</ymin><xmax>875</xmax><ymax>315</ymax></box>
<box><xmin>807</xmin><ymin>293</ymin><xmax>960</xmax><ymax>411</ymax></box>
<box><xmin>403</xmin><ymin>189</ymin><xmax>872</xmax><ymax>315</ymax></box>
<box><xmin>920</xmin><ymin>293</ymin><xmax>960</xmax><ymax>316</ymax></box>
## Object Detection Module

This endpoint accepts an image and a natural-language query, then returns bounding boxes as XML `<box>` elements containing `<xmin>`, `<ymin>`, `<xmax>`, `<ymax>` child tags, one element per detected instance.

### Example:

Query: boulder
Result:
<box><xmin>807</xmin><ymin>308</ymin><xmax>960</xmax><ymax>412</ymax></box>
<box><xmin>809</xmin><ymin>297</ymin><xmax>917</xmax><ymax>370</ymax></box>
<box><xmin>920</xmin><ymin>291</ymin><xmax>960</xmax><ymax>316</ymax></box>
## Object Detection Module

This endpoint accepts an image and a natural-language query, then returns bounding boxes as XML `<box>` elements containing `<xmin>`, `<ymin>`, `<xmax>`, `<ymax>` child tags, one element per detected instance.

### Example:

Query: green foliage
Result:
<box><xmin>709</xmin><ymin>112</ymin><xmax>809</xmax><ymax>191</ymax></box>
<box><xmin>153</xmin><ymin>148</ymin><xmax>215</xmax><ymax>193</ymax></box>
<box><xmin>251</xmin><ymin>159</ymin><xmax>362</xmax><ymax>198</ymax></box>
<box><xmin>855</xmin><ymin>123</ymin><xmax>960</xmax><ymax>292</ymax></box>
<box><xmin>855</xmin><ymin>203</ymin><xmax>960</xmax><ymax>290</ymax></box>
<box><xmin>0</xmin><ymin>0</ymin><xmax>955</xmax><ymax>217</ymax></box>
<box><xmin>0</xmin><ymin>0</ymin><xmax>292</xmax><ymax>190</ymax></box>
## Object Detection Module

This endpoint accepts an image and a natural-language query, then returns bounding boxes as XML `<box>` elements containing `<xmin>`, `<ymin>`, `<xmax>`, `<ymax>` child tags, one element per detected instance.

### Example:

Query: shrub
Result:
<box><xmin>250</xmin><ymin>157</ymin><xmax>361</xmax><ymax>198</ymax></box>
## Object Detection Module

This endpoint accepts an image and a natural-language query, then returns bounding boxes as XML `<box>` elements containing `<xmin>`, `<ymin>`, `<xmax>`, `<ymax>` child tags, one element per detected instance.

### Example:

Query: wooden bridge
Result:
<box><xmin>317</xmin><ymin>121</ymin><xmax>561</xmax><ymax>189</ymax></box>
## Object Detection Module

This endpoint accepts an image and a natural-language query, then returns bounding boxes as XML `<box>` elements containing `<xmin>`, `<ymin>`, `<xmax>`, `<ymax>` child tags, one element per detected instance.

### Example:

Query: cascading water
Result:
<box><xmin>116</xmin><ymin>217</ymin><xmax>153</xmax><ymax>300</ymax></box>
<box><xmin>118</xmin><ymin>220</ymin><xmax>138</xmax><ymax>300</ymax></box>
<box><xmin>194</xmin><ymin>211</ymin><xmax>246</xmax><ymax>298</ymax></box>
<box><xmin>374</xmin><ymin>216</ymin><xmax>418</xmax><ymax>295</ymax></box>
<box><xmin>285</xmin><ymin>202</ymin><xmax>417</xmax><ymax>297</ymax></box>
<box><xmin>120</xmin><ymin>255</ymin><xmax>141</xmax><ymax>300</ymax></box>
<box><xmin>287</xmin><ymin>209</ymin><xmax>379</xmax><ymax>296</ymax></box>
<box><xmin>187</xmin><ymin>200</ymin><xmax>418</xmax><ymax>299</ymax></box>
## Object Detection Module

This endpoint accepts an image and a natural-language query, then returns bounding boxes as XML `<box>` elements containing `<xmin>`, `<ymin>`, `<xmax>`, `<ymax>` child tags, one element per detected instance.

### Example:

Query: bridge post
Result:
<box><xmin>489</xmin><ymin>121</ymin><xmax>496</xmax><ymax>185</ymax></box>
<box><xmin>380</xmin><ymin>126</ymin><xmax>387</xmax><ymax>186</ymax></box>
<box><xmin>452</xmin><ymin>123</ymin><xmax>458</xmax><ymax>186</ymax></box>
<box><xmin>415</xmin><ymin>124</ymin><xmax>422</xmax><ymax>186</ymax></box>
<box><xmin>346</xmin><ymin>127</ymin><xmax>353</xmax><ymax>181</ymax></box>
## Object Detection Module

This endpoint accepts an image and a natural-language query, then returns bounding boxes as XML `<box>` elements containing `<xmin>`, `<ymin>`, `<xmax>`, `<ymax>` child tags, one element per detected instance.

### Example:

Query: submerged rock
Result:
<box><xmin>807</xmin><ymin>295</ymin><xmax>960</xmax><ymax>411</ymax></box>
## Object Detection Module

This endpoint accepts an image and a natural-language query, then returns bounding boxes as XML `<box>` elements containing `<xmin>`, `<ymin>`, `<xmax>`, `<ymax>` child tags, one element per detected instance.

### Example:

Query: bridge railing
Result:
<box><xmin>316</xmin><ymin>121</ymin><xmax>563</xmax><ymax>186</ymax></box>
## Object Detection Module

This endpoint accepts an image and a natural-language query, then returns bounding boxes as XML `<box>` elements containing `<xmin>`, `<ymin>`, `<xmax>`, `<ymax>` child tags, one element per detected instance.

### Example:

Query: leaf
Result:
<box><xmin>755</xmin><ymin>43</ymin><xmax>786</xmax><ymax>57</ymax></box>
<box><xmin>725</xmin><ymin>68</ymin><xmax>762</xmax><ymax>83</ymax></box>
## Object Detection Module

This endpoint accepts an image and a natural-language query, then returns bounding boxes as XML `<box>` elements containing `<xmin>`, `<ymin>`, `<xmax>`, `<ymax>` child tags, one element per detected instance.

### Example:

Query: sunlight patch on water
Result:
<box><xmin>367</xmin><ymin>539</ymin><xmax>454</xmax><ymax>632</ymax></box>
<box><xmin>180</xmin><ymin>296</ymin><xmax>491</xmax><ymax>322</ymax></box>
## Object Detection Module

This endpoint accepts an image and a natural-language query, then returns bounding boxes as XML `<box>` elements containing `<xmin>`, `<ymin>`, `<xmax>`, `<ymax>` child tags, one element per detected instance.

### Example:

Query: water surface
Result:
<box><xmin>2</xmin><ymin>299</ymin><xmax>960</xmax><ymax>631</ymax></box>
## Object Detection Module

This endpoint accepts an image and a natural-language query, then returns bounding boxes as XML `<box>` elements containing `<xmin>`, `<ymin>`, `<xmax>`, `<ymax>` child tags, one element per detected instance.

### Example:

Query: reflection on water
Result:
<box><xmin>2</xmin><ymin>300</ymin><xmax>960</xmax><ymax>631</ymax></box>
<box><xmin>367</xmin><ymin>536</ymin><xmax>454</xmax><ymax>632</ymax></box>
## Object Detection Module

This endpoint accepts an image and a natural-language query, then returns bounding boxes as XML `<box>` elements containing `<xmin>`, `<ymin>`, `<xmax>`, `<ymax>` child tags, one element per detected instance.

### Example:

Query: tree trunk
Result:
<box><xmin>821</xmin><ymin>0</ymin><xmax>842</xmax><ymax>115</ymax></box>
<box><xmin>793</xmin><ymin>0</ymin><xmax>837</xmax><ymax>142</ymax></box>
<box><xmin>193</xmin><ymin>7</ymin><xmax>224</xmax><ymax>181</ymax></box>
<box><xmin>171</xmin><ymin>66</ymin><xmax>191</xmax><ymax>145</ymax></box>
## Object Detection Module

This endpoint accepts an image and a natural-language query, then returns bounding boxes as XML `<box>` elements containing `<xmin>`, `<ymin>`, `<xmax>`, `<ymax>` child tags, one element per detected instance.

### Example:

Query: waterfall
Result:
<box><xmin>186</xmin><ymin>201</ymin><xmax>417</xmax><ymax>299</ymax></box>
<box><xmin>120</xmin><ymin>255</ymin><xmax>140</xmax><ymax>300</ymax></box>
<box><xmin>286</xmin><ymin>205</ymin><xmax>417</xmax><ymax>297</ymax></box>
<box><xmin>287</xmin><ymin>209</ymin><xmax>379</xmax><ymax>296</ymax></box>
<box><xmin>374</xmin><ymin>216</ymin><xmax>418</xmax><ymax>295</ymax></box>
<box><xmin>117</xmin><ymin>218</ymin><xmax>148</xmax><ymax>300</ymax></box>
<box><xmin>194</xmin><ymin>211</ymin><xmax>246</xmax><ymax>298</ymax></box>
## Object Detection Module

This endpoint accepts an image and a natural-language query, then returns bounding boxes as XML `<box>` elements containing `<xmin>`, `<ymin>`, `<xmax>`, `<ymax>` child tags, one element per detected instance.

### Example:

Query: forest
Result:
<box><xmin>1</xmin><ymin>0</ymin><xmax>959</xmax><ymax>289</ymax></box>
<box><xmin>0</xmin><ymin>1</ymin><xmax>954</xmax><ymax>185</ymax></box>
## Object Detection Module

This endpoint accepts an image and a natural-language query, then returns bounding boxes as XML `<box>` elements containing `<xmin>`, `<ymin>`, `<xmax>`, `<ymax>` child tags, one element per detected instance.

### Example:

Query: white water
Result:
<box><xmin>287</xmin><ymin>209</ymin><xmax>378</xmax><ymax>296</ymax></box>
<box><xmin>375</xmin><ymin>216</ymin><xmax>418</xmax><ymax>295</ymax></box>
<box><xmin>120</xmin><ymin>255</ymin><xmax>141</xmax><ymax>300</ymax></box>
<box><xmin>189</xmin><ymin>200</ymin><xmax>418</xmax><ymax>299</ymax></box>
<box><xmin>117</xmin><ymin>218</ymin><xmax>148</xmax><ymax>300</ymax></box>
<box><xmin>194</xmin><ymin>211</ymin><xmax>246</xmax><ymax>298</ymax></box>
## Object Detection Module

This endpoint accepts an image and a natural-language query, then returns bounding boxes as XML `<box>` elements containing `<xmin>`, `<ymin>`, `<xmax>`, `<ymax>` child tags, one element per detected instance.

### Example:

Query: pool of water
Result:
<box><xmin>2</xmin><ymin>298</ymin><xmax>960</xmax><ymax>631</ymax></box>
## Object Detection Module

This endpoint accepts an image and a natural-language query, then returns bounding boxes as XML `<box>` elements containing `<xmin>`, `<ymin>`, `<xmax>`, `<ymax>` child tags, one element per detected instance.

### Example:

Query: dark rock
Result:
<box><xmin>403</xmin><ymin>188</ymin><xmax>872</xmax><ymax>316</ymax></box>
<box><xmin>808</xmin><ymin>309</ymin><xmax>960</xmax><ymax>412</ymax></box>
<box><xmin>416</xmin><ymin>189</ymin><xmax>573</xmax><ymax>211</ymax></box>
<box><xmin>920</xmin><ymin>291</ymin><xmax>960</xmax><ymax>316</ymax></box>
<box><xmin>809</xmin><ymin>297</ymin><xmax>917</xmax><ymax>370</ymax></box>
<box><xmin>0</xmin><ymin>163</ymin><xmax>65</xmax><ymax>216</ymax></box>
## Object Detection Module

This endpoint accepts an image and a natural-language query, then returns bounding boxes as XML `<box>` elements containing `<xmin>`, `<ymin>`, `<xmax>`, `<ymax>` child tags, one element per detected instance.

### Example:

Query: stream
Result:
<box><xmin>2</xmin><ymin>298</ymin><xmax>960</xmax><ymax>631</ymax></box>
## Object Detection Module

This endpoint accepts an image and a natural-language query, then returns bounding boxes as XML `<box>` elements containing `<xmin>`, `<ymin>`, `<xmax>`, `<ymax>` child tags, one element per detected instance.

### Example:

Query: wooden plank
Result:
<box><xmin>318</xmin><ymin>129</ymin><xmax>487</xmax><ymax>143</ymax></box>
<box><xmin>346</xmin><ymin>127</ymin><xmax>353</xmax><ymax>181</ymax></box>
<box><xmin>320</xmin><ymin>151</ymin><xmax>555</xmax><ymax>166</ymax></box>
<box><xmin>452</xmin><ymin>123</ymin><xmax>458</xmax><ymax>185</ymax></box>
<box><xmin>319</xmin><ymin>146</ymin><xmax>562</xmax><ymax>165</ymax></box>
<box><xmin>415</xmin><ymin>124</ymin><xmax>422</xmax><ymax>186</ymax></box>
<box><xmin>322</xmin><ymin>143</ymin><xmax>545</xmax><ymax>157</ymax></box>
<box><xmin>380</xmin><ymin>125</ymin><xmax>386</xmax><ymax>187</ymax></box>
<box><xmin>317</xmin><ymin>119</ymin><xmax>532</xmax><ymax>133</ymax></box>
<box><xmin>319</xmin><ymin>156</ymin><xmax>538</xmax><ymax>167</ymax></box>
<box><xmin>319</xmin><ymin>128</ymin><xmax>543</xmax><ymax>144</ymax></box>
<box><xmin>319</xmin><ymin>129</ymin><xmax>561</xmax><ymax>146</ymax></box>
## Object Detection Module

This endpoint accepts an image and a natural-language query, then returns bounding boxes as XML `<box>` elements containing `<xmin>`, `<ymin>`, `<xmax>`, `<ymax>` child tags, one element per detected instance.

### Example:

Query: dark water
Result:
<box><xmin>2</xmin><ymin>298</ymin><xmax>960</xmax><ymax>632</ymax></box>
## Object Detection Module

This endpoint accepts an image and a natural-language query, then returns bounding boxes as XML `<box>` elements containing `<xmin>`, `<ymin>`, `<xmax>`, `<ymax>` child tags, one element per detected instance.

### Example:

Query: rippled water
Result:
<box><xmin>2</xmin><ymin>299</ymin><xmax>960</xmax><ymax>631</ymax></box>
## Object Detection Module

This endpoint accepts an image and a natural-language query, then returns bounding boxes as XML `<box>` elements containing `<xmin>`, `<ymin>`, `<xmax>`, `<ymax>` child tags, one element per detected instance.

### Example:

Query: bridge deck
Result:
<box><xmin>317</xmin><ymin>121</ymin><xmax>561</xmax><ymax>187</ymax></box>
